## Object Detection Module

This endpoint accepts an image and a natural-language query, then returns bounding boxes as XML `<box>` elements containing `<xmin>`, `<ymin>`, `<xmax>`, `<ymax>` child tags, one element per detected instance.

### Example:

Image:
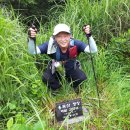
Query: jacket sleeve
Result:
<box><xmin>28</xmin><ymin>38</ymin><xmax>41</xmax><ymax>54</ymax></box>
<box><xmin>84</xmin><ymin>36</ymin><xmax>97</xmax><ymax>53</ymax></box>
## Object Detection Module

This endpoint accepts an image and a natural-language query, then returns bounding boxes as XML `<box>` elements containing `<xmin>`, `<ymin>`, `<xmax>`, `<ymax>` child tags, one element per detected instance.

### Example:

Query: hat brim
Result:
<box><xmin>53</xmin><ymin>30</ymin><xmax>70</xmax><ymax>36</ymax></box>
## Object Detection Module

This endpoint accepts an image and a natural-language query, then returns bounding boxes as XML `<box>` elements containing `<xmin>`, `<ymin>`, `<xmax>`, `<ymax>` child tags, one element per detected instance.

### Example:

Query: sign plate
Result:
<box><xmin>55</xmin><ymin>98</ymin><xmax>83</xmax><ymax>122</ymax></box>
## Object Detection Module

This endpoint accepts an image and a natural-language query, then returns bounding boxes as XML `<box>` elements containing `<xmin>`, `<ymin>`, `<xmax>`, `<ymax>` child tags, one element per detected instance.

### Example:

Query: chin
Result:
<box><xmin>60</xmin><ymin>44</ymin><xmax>68</xmax><ymax>48</ymax></box>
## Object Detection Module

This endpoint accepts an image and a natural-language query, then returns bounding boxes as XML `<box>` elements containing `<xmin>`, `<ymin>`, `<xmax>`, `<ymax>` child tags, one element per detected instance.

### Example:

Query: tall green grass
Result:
<box><xmin>0</xmin><ymin>8</ymin><xmax>48</xmax><ymax>130</ymax></box>
<box><xmin>53</xmin><ymin>0</ymin><xmax>130</xmax><ymax>45</ymax></box>
<box><xmin>0</xmin><ymin>0</ymin><xmax>130</xmax><ymax>129</ymax></box>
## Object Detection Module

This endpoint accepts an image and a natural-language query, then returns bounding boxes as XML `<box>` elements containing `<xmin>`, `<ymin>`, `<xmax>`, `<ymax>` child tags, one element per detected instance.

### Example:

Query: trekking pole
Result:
<box><xmin>31</xmin><ymin>22</ymin><xmax>44</xmax><ymax>71</ymax></box>
<box><xmin>31</xmin><ymin>22</ymin><xmax>37</xmax><ymax>55</ymax></box>
<box><xmin>31</xmin><ymin>22</ymin><xmax>42</xmax><ymax>70</ymax></box>
<box><xmin>83</xmin><ymin>25</ymin><xmax>100</xmax><ymax>107</ymax></box>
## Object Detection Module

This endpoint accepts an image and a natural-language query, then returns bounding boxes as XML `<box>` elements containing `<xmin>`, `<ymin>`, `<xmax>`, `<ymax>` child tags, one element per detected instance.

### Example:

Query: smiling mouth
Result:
<box><xmin>60</xmin><ymin>42</ymin><xmax>67</xmax><ymax>45</ymax></box>
<box><xmin>62</xmin><ymin>42</ymin><xmax>67</xmax><ymax>45</ymax></box>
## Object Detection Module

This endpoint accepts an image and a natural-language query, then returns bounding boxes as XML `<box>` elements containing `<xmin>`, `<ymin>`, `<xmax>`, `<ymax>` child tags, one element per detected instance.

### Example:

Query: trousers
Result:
<box><xmin>42</xmin><ymin>60</ymin><xmax>87</xmax><ymax>91</ymax></box>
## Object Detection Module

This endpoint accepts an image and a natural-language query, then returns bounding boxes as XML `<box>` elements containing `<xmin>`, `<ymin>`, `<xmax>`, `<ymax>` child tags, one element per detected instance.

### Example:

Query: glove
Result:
<box><xmin>82</xmin><ymin>24</ymin><xmax>91</xmax><ymax>38</ymax></box>
<box><xmin>28</xmin><ymin>24</ymin><xmax>37</xmax><ymax>41</ymax></box>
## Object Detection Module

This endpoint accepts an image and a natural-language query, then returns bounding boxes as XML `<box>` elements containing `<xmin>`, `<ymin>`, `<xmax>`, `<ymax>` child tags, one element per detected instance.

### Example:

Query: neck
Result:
<box><xmin>61</xmin><ymin>47</ymin><xmax>68</xmax><ymax>53</ymax></box>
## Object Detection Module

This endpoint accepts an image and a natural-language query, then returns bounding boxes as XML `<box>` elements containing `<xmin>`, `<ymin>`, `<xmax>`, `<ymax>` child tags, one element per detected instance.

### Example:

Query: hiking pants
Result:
<box><xmin>42</xmin><ymin>60</ymin><xmax>87</xmax><ymax>91</ymax></box>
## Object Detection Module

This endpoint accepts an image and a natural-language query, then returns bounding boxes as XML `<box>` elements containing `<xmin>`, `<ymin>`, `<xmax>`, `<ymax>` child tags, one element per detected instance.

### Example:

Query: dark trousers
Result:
<box><xmin>42</xmin><ymin>64</ymin><xmax>87</xmax><ymax>91</ymax></box>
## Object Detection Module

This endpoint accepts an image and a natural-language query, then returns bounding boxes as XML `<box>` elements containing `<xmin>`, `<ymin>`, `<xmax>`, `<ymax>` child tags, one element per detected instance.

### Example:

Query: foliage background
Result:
<box><xmin>0</xmin><ymin>0</ymin><xmax>66</xmax><ymax>26</ymax></box>
<box><xmin>0</xmin><ymin>0</ymin><xmax>130</xmax><ymax>129</ymax></box>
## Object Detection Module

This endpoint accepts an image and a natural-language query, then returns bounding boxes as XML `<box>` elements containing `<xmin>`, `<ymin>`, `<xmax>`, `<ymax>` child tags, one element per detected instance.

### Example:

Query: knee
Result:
<box><xmin>42</xmin><ymin>73</ymin><xmax>51</xmax><ymax>83</ymax></box>
<box><xmin>76</xmin><ymin>71</ymin><xmax>87</xmax><ymax>83</ymax></box>
<box><xmin>42</xmin><ymin>69</ymin><xmax>52</xmax><ymax>83</ymax></box>
<box><xmin>80</xmin><ymin>74</ymin><xmax>87</xmax><ymax>82</ymax></box>
<box><xmin>42</xmin><ymin>71</ymin><xmax>61</xmax><ymax>91</ymax></box>
<box><xmin>75</xmin><ymin>75</ymin><xmax>87</xmax><ymax>86</ymax></box>
<box><xmin>42</xmin><ymin>76</ymin><xmax>61</xmax><ymax>91</ymax></box>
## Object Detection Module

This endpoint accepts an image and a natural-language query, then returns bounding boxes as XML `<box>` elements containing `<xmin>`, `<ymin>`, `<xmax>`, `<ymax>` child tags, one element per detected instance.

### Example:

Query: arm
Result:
<box><xmin>84</xmin><ymin>36</ymin><xmax>97</xmax><ymax>53</ymax></box>
<box><xmin>83</xmin><ymin>25</ymin><xmax>97</xmax><ymax>53</ymax></box>
<box><xmin>28</xmin><ymin>38</ymin><xmax>41</xmax><ymax>54</ymax></box>
<box><xmin>27</xmin><ymin>27</ymin><xmax>41</xmax><ymax>54</ymax></box>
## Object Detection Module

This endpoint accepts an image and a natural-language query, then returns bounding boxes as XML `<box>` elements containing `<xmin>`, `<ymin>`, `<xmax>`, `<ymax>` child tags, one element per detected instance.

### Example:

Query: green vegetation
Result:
<box><xmin>0</xmin><ymin>0</ymin><xmax>130</xmax><ymax>129</ymax></box>
<box><xmin>1</xmin><ymin>0</ymin><xmax>65</xmax><ymax>25</ymax></box>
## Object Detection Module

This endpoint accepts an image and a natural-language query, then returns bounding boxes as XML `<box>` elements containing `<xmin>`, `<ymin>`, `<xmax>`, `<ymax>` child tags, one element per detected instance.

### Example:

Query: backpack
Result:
<box><xmin>56</xmin><ymin>38</ymin><xmax>78</xmax><ymax>61</ymax></box>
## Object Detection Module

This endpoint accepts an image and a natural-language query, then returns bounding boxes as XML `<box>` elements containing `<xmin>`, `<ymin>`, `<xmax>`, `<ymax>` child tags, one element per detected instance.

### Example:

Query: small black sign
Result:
<box><xmin>55</xmin><ymin>98</ymin><xmax>83</xmax><ymax>122</ymax></box>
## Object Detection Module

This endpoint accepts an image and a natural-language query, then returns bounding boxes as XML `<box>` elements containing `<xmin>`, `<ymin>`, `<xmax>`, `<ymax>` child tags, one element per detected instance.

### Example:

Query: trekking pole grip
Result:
<box><xmin>31</xmin><ymin>23</ymin><xmax>37</xmax><ymax>42</ymax></box>
<box><xmin>82</xmin><ymin>24</ymin><xmax>91</xmax><ymax>39</ymax></box>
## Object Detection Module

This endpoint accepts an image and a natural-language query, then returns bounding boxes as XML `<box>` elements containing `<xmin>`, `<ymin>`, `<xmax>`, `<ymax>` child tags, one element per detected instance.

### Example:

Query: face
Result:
<box><xmin>54</xmin><ymin>32</ymin><xmax>71</xmax><ymax>49</ymax></box>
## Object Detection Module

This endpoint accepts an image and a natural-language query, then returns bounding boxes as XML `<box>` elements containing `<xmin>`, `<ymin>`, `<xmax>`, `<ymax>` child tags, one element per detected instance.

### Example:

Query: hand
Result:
<box><xmin>83</xmin><ymin>25</ymin><xmax>91</xmax><ymax>34</ymax></box>
<box><xmin>28</xmin><ymin>27</ymin><xmax>37</xmax><ymax>39</ymax></box>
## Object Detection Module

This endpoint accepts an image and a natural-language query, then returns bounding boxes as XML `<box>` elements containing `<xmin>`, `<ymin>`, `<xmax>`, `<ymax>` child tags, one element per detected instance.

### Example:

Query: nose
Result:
<box><xmin>60</xmin><ymin>36</ymin><xmax>66</xmax><ymax>41</ymax></box>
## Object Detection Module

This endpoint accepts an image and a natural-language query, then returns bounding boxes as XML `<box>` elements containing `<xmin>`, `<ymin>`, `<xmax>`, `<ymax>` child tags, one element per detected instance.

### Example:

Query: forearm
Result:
<box><xmin>28</xmin><ymin>38</ymin><xmax>41</xmax><ymax>54</ymax></box>
<box><xmin>84</xmin><ymin>36</ymin><xmax>97</xmax><ymax>53</ymax></box>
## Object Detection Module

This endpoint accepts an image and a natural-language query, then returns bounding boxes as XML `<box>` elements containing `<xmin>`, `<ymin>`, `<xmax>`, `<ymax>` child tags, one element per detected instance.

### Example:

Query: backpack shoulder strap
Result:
<box><xmin>56</xmin><ymin>39</ymin><xmax>76</xmax><ymax>61</ymax></box>
<box><xmin>70</xmin><ymin>38</ymin><xmax>75</xmax><ymax>46</ymax></box>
